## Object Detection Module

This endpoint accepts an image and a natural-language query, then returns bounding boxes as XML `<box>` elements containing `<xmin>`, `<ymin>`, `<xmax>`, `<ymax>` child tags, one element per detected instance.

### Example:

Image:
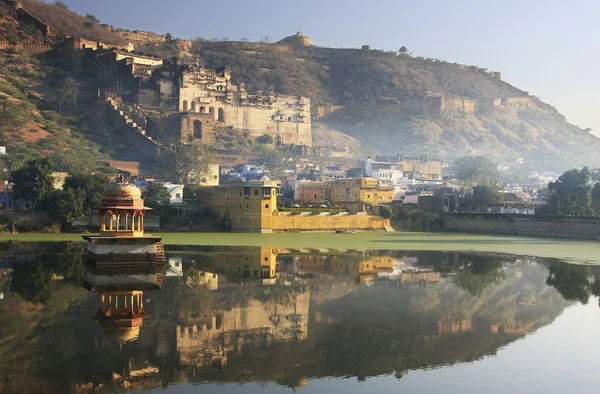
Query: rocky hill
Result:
<box><xmin>184</xmin><ymin>39</ymin><xmax>599</xmax><ymax>169</ymax></box>
<box><xmin>1</xmin><ymin>0</ymin><xmax>599</xmax><ymax>171</ymax></box>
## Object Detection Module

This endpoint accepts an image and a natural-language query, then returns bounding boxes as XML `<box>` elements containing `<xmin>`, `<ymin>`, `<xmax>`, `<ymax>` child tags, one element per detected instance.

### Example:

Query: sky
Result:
<box><xmin>63</xmin><ymin>0</ymin><xmax>600</xmax><ymax>135</ymax></box>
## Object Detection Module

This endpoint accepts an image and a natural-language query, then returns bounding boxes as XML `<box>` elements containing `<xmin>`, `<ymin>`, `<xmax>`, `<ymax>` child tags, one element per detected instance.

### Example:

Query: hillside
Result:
<box><xmin>182</xmin><ymin>40</ymin><xmax>599</xmax><ymax>169</ymax></box>
<box><xmin>0</xmin><ymin>1</ymin><xmax>152</xmax><ymax>172</ymax></box>
<box><xmin>1</xmin><ymin>0</ymin><xmax>599</xmax><ymax>171</ymax></box>
<box><xmin>17</xmin><ymin>0</ymin><xmax>125</xmax><ymax>45</ymax></box>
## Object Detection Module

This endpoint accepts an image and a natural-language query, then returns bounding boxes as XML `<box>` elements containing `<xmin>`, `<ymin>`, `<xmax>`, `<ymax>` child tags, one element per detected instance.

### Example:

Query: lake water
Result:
<box><xmin>1</xmin><ymin>242</ymin><xmax>600</xmax><ymax>394</ymax></box>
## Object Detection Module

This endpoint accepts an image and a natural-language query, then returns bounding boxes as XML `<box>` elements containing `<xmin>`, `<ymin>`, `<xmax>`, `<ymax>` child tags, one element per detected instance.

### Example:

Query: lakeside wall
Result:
<box><xmin>271</xmin><ymin>213</ymin><xmax>387</xmax><ymax>233</ymax></box>
<box><xmin>443</xmin><ymin>213</ymin><xmax>600</xmax><ymax>240</ymax></box>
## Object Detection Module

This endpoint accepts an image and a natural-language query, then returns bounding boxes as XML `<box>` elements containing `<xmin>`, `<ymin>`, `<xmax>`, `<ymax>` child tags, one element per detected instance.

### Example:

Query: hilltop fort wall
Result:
<box><xmin>0</xmin><ymin>39</ymin><xmax>52</xmax><ymax>53</ymax></box>
<box><xmin>314</xmin><ymin>94</ymin><xmax>530</xmax><ymax>120</ymax></box>
<box><xmin>8</xmin><ymin>0</ymin><xmax>51</xmax><ymax>37</ymax></box>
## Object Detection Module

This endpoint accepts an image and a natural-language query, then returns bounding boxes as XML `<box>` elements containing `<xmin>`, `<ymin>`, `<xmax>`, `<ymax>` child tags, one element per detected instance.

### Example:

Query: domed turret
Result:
<box><xmin>278</xmin><ymin>31</ymin><xmax>311</xmax><ymax>46</ymax></box>
<box><xmin>98</xmin><ymin>174</ymin><xmax>151</xmax><ymax>237</ymax></box>
<box><xmin>103</xmin><ymin>182</ymin><xmax>142</xmax><ymax>199</ymax></box>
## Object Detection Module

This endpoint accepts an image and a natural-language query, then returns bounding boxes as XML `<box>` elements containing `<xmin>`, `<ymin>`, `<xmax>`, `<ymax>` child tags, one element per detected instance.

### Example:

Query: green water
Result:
<box><xmin>2</xmin><ymin>231</ymin><xmax>600</xmax><ymax>263</ymax></box>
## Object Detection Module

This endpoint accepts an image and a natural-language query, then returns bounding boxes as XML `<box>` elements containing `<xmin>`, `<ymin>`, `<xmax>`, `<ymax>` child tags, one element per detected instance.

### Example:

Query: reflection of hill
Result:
<box><xmin>184</xmin><ymin>262</ymin><xmax>569</xmax><ymax>384</ymax></box>
<box><xmin>0</xmin><ymin>246</ymin><xmax>584</xmax><ymax>392</ymax></box>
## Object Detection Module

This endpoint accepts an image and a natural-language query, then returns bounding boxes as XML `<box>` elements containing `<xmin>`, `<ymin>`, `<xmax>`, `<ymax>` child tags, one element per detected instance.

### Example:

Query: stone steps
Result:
<box><xmin>105</xmin><ymin>97</ymin><xmax>157</xmax><ymax>146</ymax></box>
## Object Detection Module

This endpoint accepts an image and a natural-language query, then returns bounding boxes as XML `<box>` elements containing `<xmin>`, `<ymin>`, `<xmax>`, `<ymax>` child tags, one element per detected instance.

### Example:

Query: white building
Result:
<box><xmin>156</xmin><ymin>182</ymin><xmax>185</xmax><ymax>204</ymax></box>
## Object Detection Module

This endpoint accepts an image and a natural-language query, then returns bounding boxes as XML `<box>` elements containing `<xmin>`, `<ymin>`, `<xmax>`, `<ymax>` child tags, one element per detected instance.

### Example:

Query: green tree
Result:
<box><xmin>63</xmin><ymin>172</ymin><xmax>111</xmax><ymax>211</ymax></box>
<box><xmin>592</xmin><ymin>182</ymin><xmax>600</xmax><ymax>214</ymax></box>
<box><xmin>379</xmin><ymin>205</ymin><xmax>394</xmax><ymax>219</ymax></box>
<box><xmin>453</xmin><ymin>156</ymin><xmax>500</xmax><ymax>187</ymax></box>
<box><xmin>11</xmin><ymin>158</ymin><xmax>54</xmax><ymax>207</ymax></box>
<box><xmin>54</xmin><ymin>0</ymin><xmax>68</xmax><ymax>8</ymax></box>
<box><xmin>546</xmin><ymin>167</ymin><xmax>595</xmax><ymax>215</ymax></box>
<box><xmin>55</xmin><ymin>78</ymin><xmax>80</xmax><ymax>113</ymax></box>
<box><xmin>85</xmin><ymin>14</ymin><xmax>99</xmax><ymax>23</ymax></box>
<box><xmin>10</xmin><ymin>263</ymin><xmax>54</xmax><ymax>303</ymax></box>
<box><xmin>45</xmin><ymin>188</ymin><xmax>85</xmax><ymax>227</ymax></box>
<box><xmin>472</xmin><ymin>185</ymin><xmax>503</xmax><ymax>207</ymax></box>
<box><xmin>156</xmin><ymin>140</ymin><xmax>212</xmax><ymax>184</ymax></box>
<box><xmin>256</xmin><ymin>133</ymin><xmax>274</xmax><ymax>144</ymax></box>
<box><xmin>452</xmin><ymin>256</ymin><xmax>505</xmax><ymax>296</ymax></box>
<box><xmin>142</xmin><ymin>183</ymin><xmax>172</xmax><ymax>216</ymax></box>
<box><xmin>546</xmin><ymin>262</ymin><xmax>591</xmax><ymax>304</ymax></box>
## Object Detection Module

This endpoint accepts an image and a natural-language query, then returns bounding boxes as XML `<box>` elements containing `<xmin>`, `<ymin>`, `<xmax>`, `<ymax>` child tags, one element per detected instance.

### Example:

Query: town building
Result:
<box><xmin>189</xmin><ymin>163</ymin><xmax>219</xmax><ymax>186</ymax></box>
<box><xmin>197</xmin><ymin>177</ymin><xmax>280</xmax><ymax>232</ymax></box>
<box><xmin>365</xmin><ymin>155</ymin><xmax>444</xmax><ymax>181</ymax></box>
<box><xmin>197</xmin><ymin>178</ymin><xmax>389</xmax><ymax>232</ymax></box>
<box><xmin>297</xmin><ymin>178</ymin><xmax>395</xmax><ymax>212</ymax></box>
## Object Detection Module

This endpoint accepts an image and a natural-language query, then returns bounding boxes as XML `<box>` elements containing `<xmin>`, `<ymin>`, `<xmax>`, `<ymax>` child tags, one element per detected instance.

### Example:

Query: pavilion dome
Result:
<box><xmin>103</xmin><ymin>179</ymin><xmax>142</xmax><ymax>200</ymax></box>
<box><xmin>100</xmin><ymin>326</ymin><xmax>141</xmax><ymax>345</ymax></box>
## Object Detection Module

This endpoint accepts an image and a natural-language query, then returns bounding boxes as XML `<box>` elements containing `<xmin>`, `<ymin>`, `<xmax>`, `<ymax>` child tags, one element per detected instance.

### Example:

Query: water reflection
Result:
<box><xmin>0</xmin><ymin>243</ymin><xmax>600</xmax><ymax>393</ymax></box>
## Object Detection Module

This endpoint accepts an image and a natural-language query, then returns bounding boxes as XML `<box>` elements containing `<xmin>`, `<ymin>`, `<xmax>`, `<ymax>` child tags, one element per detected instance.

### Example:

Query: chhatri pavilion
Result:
<box><xmin>83</xmin><ymin>174</ymin><xmax>164</xmax><ymax>266</ymax></box>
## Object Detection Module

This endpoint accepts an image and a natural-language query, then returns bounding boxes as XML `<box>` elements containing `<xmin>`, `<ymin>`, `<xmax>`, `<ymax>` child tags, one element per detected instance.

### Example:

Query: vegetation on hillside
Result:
<box><xmin>19</xmin><ymin>0</ymin><xmax>125</xmax><ymax>45</ymax></box>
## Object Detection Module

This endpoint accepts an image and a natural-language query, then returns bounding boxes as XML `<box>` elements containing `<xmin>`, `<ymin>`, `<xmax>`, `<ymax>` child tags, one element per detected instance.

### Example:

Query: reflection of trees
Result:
<box><xmin>9</xmin><ymin>243</ymin><xmax>84</xmax><ymax>303</ymax></box>
<box><xmin>452</xmin><ymin>257</ymin><xmax>505</xmax><ymax>296</ymax></box>
<box><xmin>546</xmin><ymin>262</ymin><xmax>592</xmax><ymax>304</ymax></box>
<box><xmin>10</xmin><ymin>263</ymin><xmax>54</xmax><ymax>303</ymax></box>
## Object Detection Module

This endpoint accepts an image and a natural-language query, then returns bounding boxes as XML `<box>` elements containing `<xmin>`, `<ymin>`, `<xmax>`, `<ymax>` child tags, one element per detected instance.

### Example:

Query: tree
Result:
<box><xmin>45</xmin><ymin>188</ymin><xmax>85</xmax><ymax>227</ymax></box>
<box><xmin>142</xmin><ymin>183</ymin><xmax>172</xmax><ymax>216</ymax></box>
<box><xmin>54</xmin><ymin>0</ymin><xmax>68</xmax><ymax>9</ymax></box>
<box><xmin>156</xmin><ymin>140</ymin><xmax>212</xmax><ymax>184</ymax></box>
<box><xmin>379</xmin><ymin>205</ymin><xmax>394</xmax><ymax>219</ymax></box>
<box><xmin>85</xmin><ymin>14</ymin><xmax>99</xmax><ymax>23</ymax></box>
<box><xmin>546</xmin><ymin>167</ymin><xmax>595</xmax><ymax>215</ymax></box>
<box><xmin>10</xmin><ymin>263</ymin><xmax>54</xmax><ymax>303</ymax></box>
<box><xmin>453</xmin><ymin>156</ymin><xmax>500</xmax><ymax>187</ymax></box>
<box><xmin>592</xmin><ymin>182</ymin><xmax>600</xmax><ymax>214</ymax></box>
<box><xmin>472</xmin><ymin>185</ymin><xmax>503</xmax><ymax>207</ymax></box>
<box><xmin>63</xmin><ymin>172</ymin><xmax>111</xmax><ymax>211</ymax></box>
<box><xmin>260</xmin><ymin>36</ymin><xmax>271</xmax><ymax>43</ymax></box>
<box><xmin>452</xmin><ymin>256</ymin><xmax>505</xmax><ymax>296</ymax></box>
<box><xmin>56</xmin><ymin>78</ymin><xmax>80</xmax><ymax>113</ymax></box>
<box><xmin>546</xmin><ymin>262</ymin><xmax>591</xmax><ymax>304</ymax></box>
<box><xmin>11</xmin><ymin>158</ymin><xmax>54</xmax><ymax>206</ymax></box>
<box><xmin>255</xmin><ymin>133</ymin><xmax>274</xmax><ymax>144</ymax></box>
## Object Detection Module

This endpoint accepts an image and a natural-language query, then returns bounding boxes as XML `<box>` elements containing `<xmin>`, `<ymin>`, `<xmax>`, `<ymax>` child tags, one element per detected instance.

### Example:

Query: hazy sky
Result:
<box><xmin>63</xmin><ymin>0</ymin><xmax>600</xmax><ymax>135</ymax></box>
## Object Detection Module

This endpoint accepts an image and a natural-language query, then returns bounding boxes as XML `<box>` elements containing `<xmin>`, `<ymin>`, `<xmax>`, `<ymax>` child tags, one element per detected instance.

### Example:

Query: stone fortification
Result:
<box><xmin>0</xmin><ymin>39</ymin><xmax>52</xmax><ymax>53</ymax></box>
<box><xmin>314</xmin><ymin>93</ymin><xmax>532</xmax><ymax>120</ymax></box>
<box><xmin>154</xmin><ymin>61</ymin><xmax>311</xmax><ymax>147</ymax></box>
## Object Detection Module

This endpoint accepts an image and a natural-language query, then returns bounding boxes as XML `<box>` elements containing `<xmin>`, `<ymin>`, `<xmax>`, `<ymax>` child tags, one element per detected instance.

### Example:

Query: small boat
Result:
<box><xmin>336</xmin><ymin>230</ymin><xmax>356</xmax><ymax>234</ymax></box>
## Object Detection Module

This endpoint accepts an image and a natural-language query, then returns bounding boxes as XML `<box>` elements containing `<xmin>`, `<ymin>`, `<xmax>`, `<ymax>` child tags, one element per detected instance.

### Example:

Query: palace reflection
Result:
<box><xmin>1</xmin><ymin>243</ymin><xmax>599</xmax><ymax>394</ymax></box>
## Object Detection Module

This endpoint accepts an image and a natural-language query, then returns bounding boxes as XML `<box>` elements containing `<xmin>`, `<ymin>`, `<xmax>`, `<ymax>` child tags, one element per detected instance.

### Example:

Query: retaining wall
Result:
<box><xmin>443</xmin><ymin>214</ymin><xmax>600</xmax><ymax>240</ymax></box>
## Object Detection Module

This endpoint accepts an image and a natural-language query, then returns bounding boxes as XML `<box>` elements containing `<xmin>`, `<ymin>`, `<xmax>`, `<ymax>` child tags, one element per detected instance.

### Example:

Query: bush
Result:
<box><xmin>379</xmin><ymin>205</ymin><xmax>394</xmax><ymax>219</ymax></box>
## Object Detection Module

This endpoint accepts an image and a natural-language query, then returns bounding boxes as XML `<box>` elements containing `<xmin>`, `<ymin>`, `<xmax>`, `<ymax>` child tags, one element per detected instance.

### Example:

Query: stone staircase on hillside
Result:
<box><xmin>103</xmin><ymin>96</ymin><xmax>158</xmax><ymax>147</ymax></box>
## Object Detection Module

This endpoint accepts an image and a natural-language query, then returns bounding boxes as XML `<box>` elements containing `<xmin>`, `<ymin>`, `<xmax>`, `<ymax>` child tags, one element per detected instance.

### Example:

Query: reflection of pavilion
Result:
<box><xmin>82</xmin><ymin>262</ymin><xmax>164</xmax><ymax>347</ymax></box>
<box><xmin>91</xmin><ymin>291</ymin><xmax>148</xmax><ymax>346</ymax></box>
